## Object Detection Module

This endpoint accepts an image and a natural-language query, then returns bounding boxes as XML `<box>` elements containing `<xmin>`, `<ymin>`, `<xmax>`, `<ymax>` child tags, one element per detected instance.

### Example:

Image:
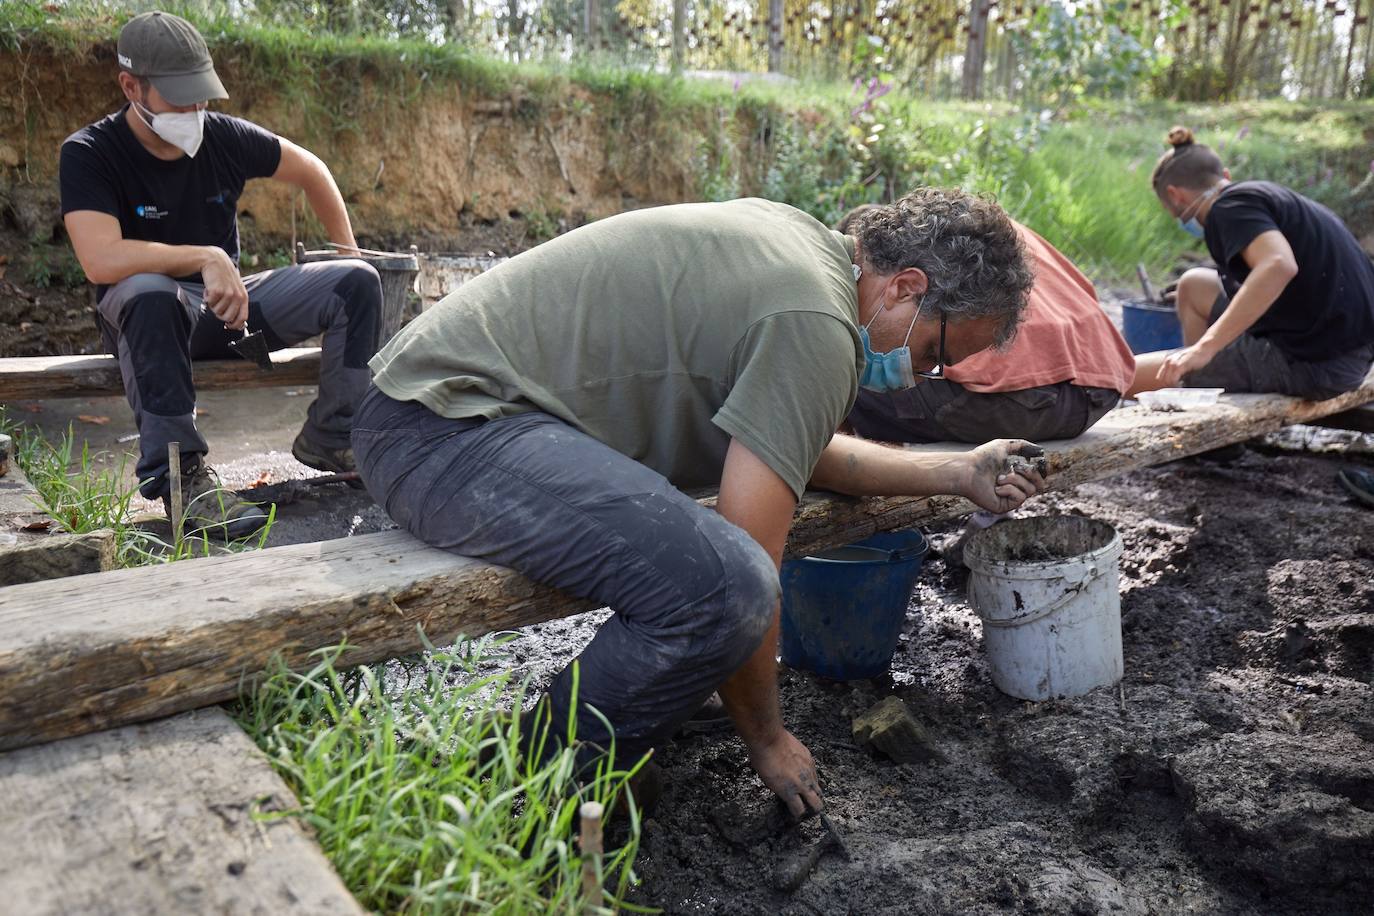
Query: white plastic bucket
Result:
<box><xmin>964</xmin><ymin>516</ymin><xmax>1124</xmax><ymax>701</ymax></box>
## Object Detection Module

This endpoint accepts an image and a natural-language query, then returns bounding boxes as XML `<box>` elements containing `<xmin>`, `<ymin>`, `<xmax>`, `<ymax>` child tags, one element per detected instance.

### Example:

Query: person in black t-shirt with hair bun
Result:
<box><xmin>60</xmin><ymin>11</ymin><xmax>384</xmax><ymax>538</ymax></box>
<box><xmin>1128</xmin><ymin>125</ymin><xmax>1374</xmax><ymax>402</ymax></box>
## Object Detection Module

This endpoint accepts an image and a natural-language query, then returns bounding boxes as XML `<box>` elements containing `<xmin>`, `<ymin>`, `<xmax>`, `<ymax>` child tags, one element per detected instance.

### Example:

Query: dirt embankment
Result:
<box><xmin>0</xmin><ymin>43</ymin><xmax>719</xmax><ymax>247</ymax></box>
<box><xmin>0</xmin><ymin>39</ymin><xmax>758</xmax><ymax>356</ymax></box>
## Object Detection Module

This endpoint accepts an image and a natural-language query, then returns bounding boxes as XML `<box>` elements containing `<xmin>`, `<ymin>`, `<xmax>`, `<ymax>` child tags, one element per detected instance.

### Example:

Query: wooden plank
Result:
<box><xmin>0</xmin><ymin>377</ymin><xmax>1371</xmax><ymax>751</ymax></box>
<box><xmin>789</xmin><ymin>377</ymin><xmax>1374</xmax><ymax>555</ymax></box>
<box><xmin>0</xmin><ymin>348</ymin><xmax>322</xmax><ymax>401</ymax></box>
<box><xmin>0</xmin><ymin>456</ymin><xmax>117</xmax><ymax>584</ymax></box>
<box><xmin>0</xmin><ymin>707</ymin><xmax>363</xmax><ymax>915</ymax></box>
<box><xmin>0</xmin><ymin>529</ymin><xmax>116</xmax><ymax>586</ymax></box>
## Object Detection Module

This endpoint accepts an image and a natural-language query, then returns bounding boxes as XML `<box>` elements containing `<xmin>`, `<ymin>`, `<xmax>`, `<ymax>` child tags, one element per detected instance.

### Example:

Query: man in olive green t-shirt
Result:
<box><xmin>355</xmin><ymin>190</ymin><xmax>1041</xmax><ymax>816</ymax></box>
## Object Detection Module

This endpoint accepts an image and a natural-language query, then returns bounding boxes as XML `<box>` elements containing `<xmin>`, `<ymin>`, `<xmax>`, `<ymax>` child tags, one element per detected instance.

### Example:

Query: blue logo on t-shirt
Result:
<box><xmin>135</xmin><ymin>204</ymin><xmax>167</xmax><ymax>220</ymax></box>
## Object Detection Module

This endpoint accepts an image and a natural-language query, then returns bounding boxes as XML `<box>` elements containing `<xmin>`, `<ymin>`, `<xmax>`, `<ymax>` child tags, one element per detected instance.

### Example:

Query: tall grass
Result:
<box><xmin>236</xmin><ymin>642</ymin><xmax>648</xmax><ymax>914</ymax></box>
<box><xmin>0</xmin><ymin>408</ymin><xmax>274</xmax><ymax>566</ymax></box>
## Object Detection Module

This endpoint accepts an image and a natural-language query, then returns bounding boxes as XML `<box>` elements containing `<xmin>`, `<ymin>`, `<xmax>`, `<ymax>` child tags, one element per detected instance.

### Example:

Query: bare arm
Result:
<box><xmin>810</xmin><ymin>433</ymin><xmax>1045</xmax><ymax>513</ymax></box>
<box><xmin>713</xmin><ymin>438</ymin><xmax>823</xmax><ymax>817</ymax></box>
<box><xmin>63</xmin><ymin>210</ymin><xmax>249</xmax><ymax>330</ymax></box>
<box><xmin>1153</xmin><ymin>229</ymin><xmax>1297</xmax><ymax>388</ymax></box>
<box><xmin>1196</xmin><ymin>229</ymin><xmax>1297</xmax><ymax>354</ymax></box>
<box><xmin>272</xmin><ymin>138</ymin><xmax>357</xmax><ymax>252</ymax></box>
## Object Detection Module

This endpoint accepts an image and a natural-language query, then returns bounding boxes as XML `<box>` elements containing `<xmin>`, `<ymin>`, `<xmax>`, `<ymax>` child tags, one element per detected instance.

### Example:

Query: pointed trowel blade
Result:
<box><xmin>229</xmin><ymin>329</ymin><xmax>274</xmax><ymax>371</ymax></box>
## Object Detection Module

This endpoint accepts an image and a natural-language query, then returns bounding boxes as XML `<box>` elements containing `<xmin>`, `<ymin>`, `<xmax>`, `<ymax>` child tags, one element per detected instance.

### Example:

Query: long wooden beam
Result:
<box><xmin>0</xmin><ymin>707</ymin><xmax>364</xmax><ymax>913</ymax></box>
<box><xmin>0</xmin><ymin>378</ymin><xmax>1371</xmax><ymax>751</ymax></box>
<box><xmin>0</xmin><ymin>348</ymin><xmax>322</xmax><ymax>401</ymax></box>
<box><xmin>0</xmin><ymin>456</ymin><xmax>116</xmax><ymax>585</ymax></box>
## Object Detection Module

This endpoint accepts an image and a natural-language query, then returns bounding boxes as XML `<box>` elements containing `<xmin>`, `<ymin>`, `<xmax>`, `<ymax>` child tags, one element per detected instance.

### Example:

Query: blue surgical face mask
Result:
<box><xmin>858</xmin><ymin>282</ymin><xmax>922</xmax><ymax>392</ymax></box>
<box><xmin>1176</xmin><ymin>183</ymin><xmax>1221</xmax><ymax>239</ymax></box>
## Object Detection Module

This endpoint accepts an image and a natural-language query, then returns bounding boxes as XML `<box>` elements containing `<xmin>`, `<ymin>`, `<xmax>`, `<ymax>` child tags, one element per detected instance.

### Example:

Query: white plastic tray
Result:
<box><xmin>1135</xmin><ymin>388</ymin><xmax>1225</xmax><ymax>411</ymax></box>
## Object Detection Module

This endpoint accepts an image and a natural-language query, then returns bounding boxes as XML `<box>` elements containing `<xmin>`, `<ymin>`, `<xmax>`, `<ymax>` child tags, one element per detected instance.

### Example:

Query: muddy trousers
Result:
<box><xmin>846</xmin><ymin>379</ymin><xmax>1120</xmax><ymax>444</ymax></box>
<box><xmin>97</xmin><ymin>260</ymin><xmax>382</xmax><ymax>498</ymax></box>
<box><xmin>351</xmin><ymin>386</ymin><xmax>779</xmax><ymax>766</ymax></box>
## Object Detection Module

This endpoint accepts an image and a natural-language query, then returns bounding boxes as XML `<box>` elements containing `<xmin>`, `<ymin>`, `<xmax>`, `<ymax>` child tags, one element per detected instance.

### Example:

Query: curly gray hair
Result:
<box><xmin>849</xmin><ymin>189</ymin><xmax>1034</xmax><ymax>347</ymax></box>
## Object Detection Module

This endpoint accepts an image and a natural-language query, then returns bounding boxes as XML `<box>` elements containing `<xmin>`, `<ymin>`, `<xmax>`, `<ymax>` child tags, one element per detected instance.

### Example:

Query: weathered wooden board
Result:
<box><xmin>0</xmin><ymin>348</ymin><xmax>322</xmax><ymax>401</ymax></box>
<box><xmin>0</xmin><ymin>706</ymin><xmax>363</xmax><ymax>915</ymax></box>
<box><xmin>788</xmin><ymin>375</ymin><xmax>1374</xmax><ymax>554</ymax></box>
<box><xmin>0</xmin><ymin>529</ymin><xmax>116</xmax><ymax>586</ymax></box>
<box><xmin>0</xmin><ymin>457</ymin><xmax>116</xmax><ymax>584</ymax></box>
<box><xmin>0</xmin><ymin>377</ymin><xmax>1371</xmax><ymax>751</ymax></box>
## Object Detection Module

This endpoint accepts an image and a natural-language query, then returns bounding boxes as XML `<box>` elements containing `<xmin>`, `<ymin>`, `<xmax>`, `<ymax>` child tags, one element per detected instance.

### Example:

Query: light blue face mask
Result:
<box><xmin>1177</xmin><ymin>184</ymin><xmax>1221</xmax><ymax>238</ymax></box>
<box><xmin>858</xmin><ymin>284</ymin><xmax>923</xmax><ymax>392</ymax></box>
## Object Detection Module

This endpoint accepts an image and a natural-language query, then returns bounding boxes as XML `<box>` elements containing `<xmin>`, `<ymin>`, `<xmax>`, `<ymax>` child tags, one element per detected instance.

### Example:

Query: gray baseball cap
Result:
<box><xmin>117</xmin><ymin>11</ymin><xmax>228</xmax><ymax>106</ymax></box>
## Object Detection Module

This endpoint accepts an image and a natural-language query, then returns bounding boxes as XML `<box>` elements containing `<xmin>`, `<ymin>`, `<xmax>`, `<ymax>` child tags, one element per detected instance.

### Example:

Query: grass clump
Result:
<box><xmin>0</xmin><ymin>407</ymin><xmax>274</xmax><ymax>566</ymax></box>
<box><xmin>236</xmin><ymin>642</ymin><xmax>648</xmax><ymax>914</ymax></box>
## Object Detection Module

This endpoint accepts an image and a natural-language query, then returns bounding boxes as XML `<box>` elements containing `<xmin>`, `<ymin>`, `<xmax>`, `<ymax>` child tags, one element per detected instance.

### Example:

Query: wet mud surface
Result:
<box><xmin>481</xmin><ymin>447</ymin><xmax>1374</xmax><ymax>915</ymax></box>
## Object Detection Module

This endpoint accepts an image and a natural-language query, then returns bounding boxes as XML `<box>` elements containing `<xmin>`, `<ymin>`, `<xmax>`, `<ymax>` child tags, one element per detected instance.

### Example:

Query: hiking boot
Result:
<box><xmin>292</xmin><ymin>431</ymin><xmax>363</xmax><ymax>486</ymax></box>
<box><xmin>164</xmin><ymin>458</ymin><xmax>270</xmax><ymax>540</ymax></box>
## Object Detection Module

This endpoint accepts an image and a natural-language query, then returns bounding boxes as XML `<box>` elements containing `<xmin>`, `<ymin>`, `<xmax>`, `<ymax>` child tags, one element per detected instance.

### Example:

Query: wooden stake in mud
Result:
<box><xmin>579</xmin><ymin>800</ymin><xmax>604</xmax><ymax>912</ymax></box>
<box><xmin>168</xmin><ymin>442</ymin><xmax>183</xmax><ymax>550</ymax></box>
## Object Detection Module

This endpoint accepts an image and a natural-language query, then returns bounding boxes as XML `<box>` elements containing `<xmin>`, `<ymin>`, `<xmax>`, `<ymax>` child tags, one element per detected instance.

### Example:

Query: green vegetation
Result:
<box><xmin>236</xmin><ymin>643</ymin><xmax>647</xmax><ymax>914</ymax></box>
<box><xmin>5</xmin><ymin>5</ymin><xmax>1371</xmax><ymax>285</ymax></box>
<box><xmin>0</xmin><ymin>409</ymin><xmax>275</xmax><ymax>566</ymax></box>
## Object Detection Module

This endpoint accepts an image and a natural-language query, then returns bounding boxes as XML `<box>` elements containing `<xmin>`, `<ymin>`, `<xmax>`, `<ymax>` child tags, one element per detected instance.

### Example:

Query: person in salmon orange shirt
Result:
<box><xmin>837</xmin><ymin>204</ymin><xmax>1135</xmax><ymax>444</ymax></box>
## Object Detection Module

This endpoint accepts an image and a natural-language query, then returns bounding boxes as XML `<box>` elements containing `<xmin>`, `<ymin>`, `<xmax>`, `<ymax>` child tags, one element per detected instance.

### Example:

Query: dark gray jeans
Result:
<box><xmin>351</xmin><ymin>386</ymin><xmax>778</xmax><ymax>764</ymax></box>
<box><xmin>97</xmin><ymin>260</ymin><xmax>381</xmax><ymax>497</ymax></box>
<box><xmin>846</xmin><ymin>379</ymin><xmax>1120</xmax><ymax>444</ymax></box>
<box><xmin>1186</xmin><ymin>291</ymin><xmax>1374</xmax><ymax>400</ymax></box>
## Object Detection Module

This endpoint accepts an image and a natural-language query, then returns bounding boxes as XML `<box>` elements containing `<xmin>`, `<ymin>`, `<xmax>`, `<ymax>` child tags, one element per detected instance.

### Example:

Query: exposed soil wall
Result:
<box><xmin>0</xmin><ymin>39</ymin><xmax>750</xmax><ymax>253</ymax></box>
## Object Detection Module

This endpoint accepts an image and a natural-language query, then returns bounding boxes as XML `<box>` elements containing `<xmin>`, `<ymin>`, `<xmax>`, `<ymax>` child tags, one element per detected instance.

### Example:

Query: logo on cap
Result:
<box><xmin>118</xmin><ymin>53</ymin><xmax>133</xmax><ymax>68</ymax></box>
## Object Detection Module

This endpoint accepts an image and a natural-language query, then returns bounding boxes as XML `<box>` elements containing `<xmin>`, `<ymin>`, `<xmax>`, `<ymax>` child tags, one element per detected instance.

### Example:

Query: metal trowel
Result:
<box><xmin>228</xmin><ymin>327</ymin><xmax>273</xmax><ymax>371</ymax></box>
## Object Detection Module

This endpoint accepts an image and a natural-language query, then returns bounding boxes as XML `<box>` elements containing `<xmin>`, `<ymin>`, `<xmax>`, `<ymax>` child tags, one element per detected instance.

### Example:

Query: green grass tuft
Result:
<box><xmin>235</xmin><ymin>642</ymin><xmax>649</xmax><ymax>914</ymax></box>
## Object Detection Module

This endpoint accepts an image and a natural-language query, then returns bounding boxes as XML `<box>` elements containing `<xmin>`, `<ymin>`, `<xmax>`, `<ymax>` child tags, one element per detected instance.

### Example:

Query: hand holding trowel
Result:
<box><xmin>203</xmin><ymin>254</ymin><xmax>273</xmax><ymax>370</ymax></box>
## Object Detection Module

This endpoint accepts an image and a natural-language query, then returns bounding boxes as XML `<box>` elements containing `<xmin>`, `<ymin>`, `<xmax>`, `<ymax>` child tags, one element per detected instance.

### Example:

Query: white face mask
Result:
<box><xmin>134</xmin><ymin>101</ymin><xmax>205</xmax><ymax>158</ymax></box>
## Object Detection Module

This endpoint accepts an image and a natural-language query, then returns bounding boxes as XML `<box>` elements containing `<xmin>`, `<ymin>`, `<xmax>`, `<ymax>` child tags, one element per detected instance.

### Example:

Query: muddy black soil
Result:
<box><xmin>470</xmin><ymin>447</ymin><xmax>1374</xmax><ymax>915</ymax></box>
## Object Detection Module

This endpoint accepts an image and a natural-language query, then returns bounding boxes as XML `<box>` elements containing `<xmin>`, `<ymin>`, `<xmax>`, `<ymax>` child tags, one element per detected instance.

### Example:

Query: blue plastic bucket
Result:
<box><xmin>780</xmin><ymin>529</ymin><xmax>929</xmax><ymax>680</ymax></box>
<box><xmin>1121</xmin><ymin>299</ymin><xmax>1182</xmax><ymax>354</ymax></box>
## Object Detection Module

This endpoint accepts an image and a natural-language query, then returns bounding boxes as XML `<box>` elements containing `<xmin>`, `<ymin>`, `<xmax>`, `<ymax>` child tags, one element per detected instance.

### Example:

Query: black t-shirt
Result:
<box><xmin>59</xmin><ymin>107</ymin><xmax>282</xmax><ymax>292</ymax></box>
<box><xmin>1204</xmin><ymin>180</ymin><xmax>1374</xmax><ymax>361</ymax></box>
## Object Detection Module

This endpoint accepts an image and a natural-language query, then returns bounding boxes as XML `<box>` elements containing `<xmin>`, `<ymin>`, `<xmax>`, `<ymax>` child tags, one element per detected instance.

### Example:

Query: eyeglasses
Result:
<box><xmin>916</xmin><ymin>312</ymin><xmax>947</xmax><ymax>380</ymax></box>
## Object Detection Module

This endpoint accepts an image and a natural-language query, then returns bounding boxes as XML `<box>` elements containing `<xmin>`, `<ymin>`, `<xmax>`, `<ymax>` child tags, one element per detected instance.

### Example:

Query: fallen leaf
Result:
<box><xmin>77</xmin><ymin>414</ymin><xmax>111</xmax><ymax>425</ymax></box>
<box><xmin>249</xmin><ymin>469</ymin><xmax>272</xmax><ymax>488</ymax></box>
<box><xmin>17</xmin><ymin>519</ymin><xmax>52</xmax><ymax>532</ymax></box>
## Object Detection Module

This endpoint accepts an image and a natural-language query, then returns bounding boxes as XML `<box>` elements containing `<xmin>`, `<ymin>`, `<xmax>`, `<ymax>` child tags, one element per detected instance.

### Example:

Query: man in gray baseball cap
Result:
<box><xmin>60</xmin><ymin>11</ymin><xmax>383</xmax><ymax>538</ymax></box>
<box><xmin>116</xmin><ymin>9</ymin><xmax>228</xmax><ymax>106</ymax></box>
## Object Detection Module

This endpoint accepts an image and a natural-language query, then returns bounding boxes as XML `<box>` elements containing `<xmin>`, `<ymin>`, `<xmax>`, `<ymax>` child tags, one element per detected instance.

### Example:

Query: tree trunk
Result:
<box><xmin>672</xmin><ymin>0</ymin><xmax>687</xmax><ymax>72</ymax></box>
<box><xmin>768</xmin><ymin>0</ymin><xmax>784</xmax><ymax>72</ymax></box>
<box><xmin>585</xmin><ymin>0</ymin><xmax>600</xmax><ymax>50</ymax></box>
<box><xmin>961</xmin><ymin>0</ymin><xmax>990</xmax><ymax>100</ymax></box>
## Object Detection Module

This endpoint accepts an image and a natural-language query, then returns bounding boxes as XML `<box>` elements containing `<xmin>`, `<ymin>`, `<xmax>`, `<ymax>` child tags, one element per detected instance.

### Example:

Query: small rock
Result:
<box><xmin>851</xmin><ymin>696</ymin><xmax>945</xmax><ymax>764</ymax></box>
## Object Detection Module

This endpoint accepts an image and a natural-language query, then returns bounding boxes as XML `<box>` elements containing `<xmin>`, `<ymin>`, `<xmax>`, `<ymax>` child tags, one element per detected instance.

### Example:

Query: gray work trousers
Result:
<box><xmin>97</xmin><ymin>260</ymin><xmax>382</xmax><ymax>497</ymax></box>
<box><xmin>351</xmin><ymin>386</ymin><xmax>779</xmax><ymax>765</ymax></box>
<box><xmin>846</xmin><ymin>378</ymin><xmax>1121</xmax><ymax>444</ymax></box>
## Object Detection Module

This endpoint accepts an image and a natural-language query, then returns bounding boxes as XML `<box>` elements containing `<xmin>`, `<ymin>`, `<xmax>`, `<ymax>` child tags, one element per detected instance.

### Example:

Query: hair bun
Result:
<box><xmin>1167</xmin><ymin>126</ymin><xmax>1195</xmax><ymax>148</ymax></box>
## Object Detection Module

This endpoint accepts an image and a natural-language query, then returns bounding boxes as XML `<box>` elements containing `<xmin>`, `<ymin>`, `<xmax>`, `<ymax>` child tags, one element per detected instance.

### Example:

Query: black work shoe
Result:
<box><xmin>1337</xmin><ymin>468</ymin><xmax>1374</xmax><ymax>509</ymax></box>
<box><xmin>292</xmin><ymin>431</ymin><xmax>362</xmax><ymax>485</ymax></box>
<box><xmin>164</xmin><ymin>458</ymin><xmax>270</xmax><ymax>540</ymax></box>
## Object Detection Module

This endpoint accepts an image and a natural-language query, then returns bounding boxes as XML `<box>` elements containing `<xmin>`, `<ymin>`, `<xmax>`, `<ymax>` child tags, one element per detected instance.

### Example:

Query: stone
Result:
<box><xmin>851</xmin><ymin>696</ymin><xmax>945</xmax><ymax>764</ymax></box>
